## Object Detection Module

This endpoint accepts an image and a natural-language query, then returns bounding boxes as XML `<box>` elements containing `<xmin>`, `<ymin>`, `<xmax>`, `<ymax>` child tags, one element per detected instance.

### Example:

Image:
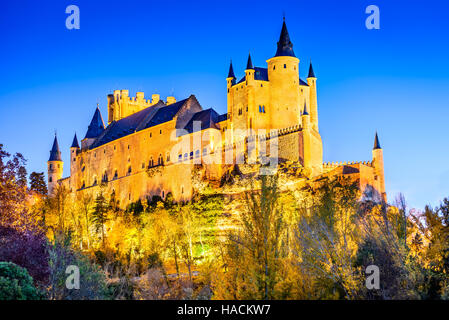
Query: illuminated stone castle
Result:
<box><xmin>47</xmin><ymin>20</ymin><xmax>386</xmax><ymax>206</ymax></box>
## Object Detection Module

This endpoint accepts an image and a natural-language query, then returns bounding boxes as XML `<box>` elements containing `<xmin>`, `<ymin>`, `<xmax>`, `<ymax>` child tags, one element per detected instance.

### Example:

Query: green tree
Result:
<box><xmin>91</xmin><ymin>191</ymin><xmax>109</xmax><ymax>248</ymax></box>
<box><xmin>29</xmin><ymin>172</ymin><xmax>47</xmax><ymax>195</ymax></box>
<box><xmin>0</xmin><ymin>262</ymin><xmax>43</xmax><ymax>300</ymax></box>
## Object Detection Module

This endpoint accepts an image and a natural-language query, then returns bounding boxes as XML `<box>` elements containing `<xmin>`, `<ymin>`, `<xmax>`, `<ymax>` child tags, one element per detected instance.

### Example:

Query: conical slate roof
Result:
<box><xmin>49</xmin><ymin>135</ymin><xmax>62</xmax><ymax>161</ymax></box>
<box><xmin>246</xmin><ymin>52</ymin><xmax>254</xmax><ymax>70</ymax></box>
<box><xmin>71</xmin><ymin>133</ymin><xmax>80</xmax><ymax>148</ymax></box>
<box><xmin>373</xmin><ymin>132</ymin><xmax>381</xmax><ymax>149</ymax></box>
<box><xmin>84</xmin><ymin>107</ymin><xmax>105</xmax><ymax>139</ymax></box>
<box><xmin>302</xmin><ymin>102</ymin><xmax>309</xmax><ymax>115</ymax></box>
<box><xmin>308</xmin><ymin>61</ymin><xmax>316</xmax><ymax>78</ymax></box>
<box><xmin>227</xmin><ymin>60</ymin><xmax>235</xmax><ymax>79</ymax></box>
<box><xmin>274</xmin><ymin>19</ymin><xmax>296</xmax><ymax>57</ymax></box>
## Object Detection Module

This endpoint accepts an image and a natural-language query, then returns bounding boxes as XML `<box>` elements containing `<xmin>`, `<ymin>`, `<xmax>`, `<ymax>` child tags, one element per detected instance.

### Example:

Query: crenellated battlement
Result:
<box><xmin>323</xmin><ymin>160</ymin><xmax>373</xmax><ymax>168</ymax></box>
<box><xmin>107</xmin><ymin>90</ymin><xmax>177</xmax><ymax>124</ymax></box>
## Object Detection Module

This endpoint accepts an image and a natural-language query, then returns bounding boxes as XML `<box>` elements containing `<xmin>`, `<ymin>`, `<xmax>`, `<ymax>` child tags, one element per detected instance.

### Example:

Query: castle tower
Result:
<box><xmin>372</xmin><ymin>132</ymin><xmax>386</xmax><ymax>202</ymax></box>
<box><xmin>82</xmin><ymin>105</ymin><xmax>105</xmax><ymax>149</ymax></box>
<box><xmin>47</xmin><ymin>135</ymin><xmax>63</xmax><ymax>195</ymax></box>
<box><xmin>226</xmin><ymin>60</ymin><xmax>236</xmax><ymax>140</ymax></box>
<box><xmin>245</xmin><ymin>52</ymin><xmax>255</xmax><ymax>133</ymax></box>
<box><xmin>266</xmin><ymin>18</ymin><xmax>300</xmax><ymax>129</ymax></box>
<box><xmin>307</xmin><ymin>61</ymin><xmax>318</xmax><ymax>132</ymax></box>
<box><xmin>70</xmin><ymin>133</ymin><xmax>80</xmax><ymax>176</ymax></box>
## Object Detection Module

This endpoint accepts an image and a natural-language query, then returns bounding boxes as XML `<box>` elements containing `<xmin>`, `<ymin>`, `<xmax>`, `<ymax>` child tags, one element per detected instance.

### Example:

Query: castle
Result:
<box><xmin>47</xmin><ymin>19</ymin><xmax>386</xmax><ymax>207</ymax></box>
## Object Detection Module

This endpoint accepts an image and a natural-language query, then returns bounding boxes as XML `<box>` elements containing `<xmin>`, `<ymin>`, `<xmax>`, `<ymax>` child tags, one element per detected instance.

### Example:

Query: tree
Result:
<box><xmin>214</xmin><ymin>174</ymin><xmax>285</xmax><ymax>299</ymax></box>
<box><xmin>91</xmin><ymin>191</ymin><xmax>109</xmax><ymax>248</ymax></box>
<box><xmin>29</xmin><ymin>172</ymin><xmax>47</xmax><ymax>195</ymax></box>
<box><xmin>0</xmin><ymin>262</ymin><xmax>43</xmax><ymax>300</ymax></box>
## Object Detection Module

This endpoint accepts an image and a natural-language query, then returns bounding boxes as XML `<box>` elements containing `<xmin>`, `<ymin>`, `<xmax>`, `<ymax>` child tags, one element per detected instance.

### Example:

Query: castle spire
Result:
<box><xmin>246</xmin><ymin>52</ymin><xmax>254</xmax><ymax>70</ymax></box>
<box><xmin>308</xmin><ymin>61</ymin><xmax>316</xmax><ymax>78</ymax></box>
<box><xmin>302</xmin><ymin>102</ymin><xmax>309</xmax><ymax>115</ymax></box>
<box><xmin>49</xmin><ymin>135</ymin><xmax>62</xmax><ymax>161</ymax></box>
<box><xmin>71</xmin><ymin>133</ymin><xmax>80</xmax><ymax>149</ymax></box>
<box><xmin>274</xmin><ymin>18</ymin><xmax>295</xmax><ymax>57</ymax></box>
<box><xmin>227</xmin><ymin>60</ymin><xmax>235</xmax><ymax>79</ymax></box>
<box><xmin>84</xmin><ymin>106</ymin><xmax>105</xmax><ymax>139</ymax></box>
<box><xmin>373</xmin><ymin>131</ymin><xmax>381</xmax><ymax>149</ymax></box>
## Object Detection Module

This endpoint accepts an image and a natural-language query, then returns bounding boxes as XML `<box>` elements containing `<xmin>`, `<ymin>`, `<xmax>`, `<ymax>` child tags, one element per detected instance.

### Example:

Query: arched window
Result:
<box><xmin>202</xmin><ymin>147</ymin><xmax>207</xmax><ymax>156</ymax></box>
<box><xmin>158</xmin><ymin>154</ymin><xmax>163</xmax><ymax>165</ymax></box>
<box><xmin>113</xmin><ymin>170</ymin><xmax>118</xmax><ymax>180</ymax></box>
<box><xmin>184</xmin><ymin>153</ymin><xmax>188</xmax><ymax>161</ymax></box>
<box><xmin>127</xmin><ymin>166</ymin><xmax>132</xmax><ymax>175</ymax></box>
<box><xmin>178</xmin><ymin>154</ymin><xmax>182</xmax><ymax>162</ymax></box>
<box><xmin>49</xmin><ymin>177</ymin><xmax>52</xmax><ymax>183</ymax></box>
<box><xmin>92</xmin><ymin>177</ymin><xmax>97</xmax><ymax>186</ymax></box>
<box><xmin>166</xmin><ymin>153</ymin><xmax>170</xmax><ymax>163</ymax></box>
<box><xmin>102</xmin><ymin>171</ymin><xmax>108</xmax><ymax>183</ymax></box>
<box><xmin>149</xmin><ymin>157</ymin><xmax>154</xmax><ymax>168</ymax></box>
<box><xmin>195</xmin><ymin>150</ymin><xmax>200</xmax><ymax>158</ymax></box>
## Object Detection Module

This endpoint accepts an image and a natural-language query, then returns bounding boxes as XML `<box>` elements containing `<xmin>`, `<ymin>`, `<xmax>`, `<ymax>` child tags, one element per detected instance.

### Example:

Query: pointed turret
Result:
<box><xmin>84</xmin><ymin>106</ymin><xmax>105</xmax><ymax>139</ymax></box>
<box><xmin>302</xmin><ymin>102</ymin><xmax>309</xmax><ymax>115</ymax></box>
<box><xmin>49</xmin><ymin>135</ymin><xmax>62</xmax><ymax>161</ymax></box>
<box><xmin>372</xmin><ymin>131</ymin><xmax>386</xmax><ymax>202</ymax></box>
<box><xmin>308</xmin><ymin>61</ymin><xmax>316</xmax><ymax>78</ymax></box>
<box><xmin>246</xmin><ymin>52</ymin><xmax>254</xmax><ymax>70</ymax></box>
<box><xmin>70</xmin><ymin>133</ymin><xmax>80</xmax><ymax>149</ymax></box>
<box><xmin>373</xmin><ymin>131</ymin><xmax>381</xmax><ymax>149</ymax></box>
<box><xmin>47</xmin><ymin>134</ymin><xmax>63</xmax><ymax>195</ymax></box>
<box><xmin>274</xmin><ymin>18</ymin><xmax>295</xmax><ymax>57</ymax></box>
<box><xmin>227</xmin><ymin>60</ymin><xmax>235</xmax><ymax>79</ymax></box>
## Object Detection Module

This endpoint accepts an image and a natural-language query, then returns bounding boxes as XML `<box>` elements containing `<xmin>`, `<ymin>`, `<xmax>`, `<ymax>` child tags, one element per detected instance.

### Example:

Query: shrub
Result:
<box><xmin>0</xmin><ymin>262</ymin><xmax>43</xmax><ymax>300</ymax></box>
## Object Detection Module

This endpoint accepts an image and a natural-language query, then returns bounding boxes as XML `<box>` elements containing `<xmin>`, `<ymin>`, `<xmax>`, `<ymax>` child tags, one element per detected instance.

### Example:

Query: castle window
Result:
<box><xmin>181</xmin><ymin>186</ymin><xmax>184</xmax><ymax>194</ymax></box>
<box><xmin>127</xmin><ymin>145</ymin><xmax>130</xmax><ymax>149</ymax></box>
<box><xmin>73</xmin><ymin>158</ymin><xmax>76</xmax><ymax>162</ymax></box>
<box><xmin>166</xmin><ymin>153</ymin><xmax>170</xmax><ymax>162</ymax></box>
<box><xmin>92</xmin><ymin>177</ymin><xmax>97</xmax><ymax>186</ymax></box>
<box><xmin>114</xmin><ymin>145</ymin><xmax>116</xmax><ymax>150</ymax></box>
<box><xmin>184</xmin><ymin>153</ymin><xmax>188</xmax><ymax>161</ymax></box>
<box><xmin>259</xmin><ymin>105</ymin><xmax>262</xmax><ymax>113</ymax></box>
<box><xmin>82</xmin><ymin>166</ymin><xmax>85</xmax><ymax>172</ymax></box>
<box><xmin>246</xmin><ymin>106</ymin><xmax>248</xmax><ymax>112</ymax></box>
<box><xmin>129</xmin><ymin>193</ymin><xmax>131</xmax><ymax>201</ymax></box>
<box><xmin>162</xmin><ymin>191</ymin><xmax>165</xmax><ymax>198</ymax></box>
<box><xmin>203</xmin><ymin>148</ymin><xmax>207</xmax><ymax>156</ymax></box>
<box><xmin>102</xmin><ymin>171</ymin><xmax>108</xmax><ymax>183</ymax></box>
<box><xmin>58</xmin><ymin>164</ymin><xmax>60</xmax><ymax>168</ymax></box>
<box><xmin>127</xmin><ymin>166</ymin><xmax>132</xmax><ymax>175</ymax></box>
<box><xmin>195</xmin><ymin>150</ymin><xmax>200</xmax><ymax>158</ymax></box>
<box><xmin>284</xmin><ymin>64</ymin><xmax>286</xmax><ymax>68</ymax></box>
<box><xmin>50</xmin><ymin>164</ymin><xmax>53</xmax><ymax>170</ymax></box>
<box><xmin>158</xmin><ymin>154</ymin><xmax>163</xmax><ymax>165</ymax></box>
<box><xmin>189</xmin><ymin>151</ymin><xmax>193</xmax><ymax>160</ymax></box>
<box><xmin>261</xmin><ymin>84</ymin><xmax>263</xmax><ymax>87</ymax></box>
<box><xmin>81</xmin><ymin>181</ymin><xmax>85</xmax><ymax>189</ymax></box>
<box><xmin>94</xmin><ymin>153</ymin><xmax>96</xmax><ymax>158</ymax></box>
<box><xmin>142</xmin><ymin>162</ymin><xmax>145</xmax><ymax>169</ymax></box>
<box><xmin>149</xmin><ymin>158</ymin><xmax>154</xmax><ymax>167</ymax></box>
<box><xmin>49</xmin><ymin>177</ymin><xmax>52</xmax><ymax>183</ymax></box>
<box><xmin>227</xmin><ymin>89</ymin><xmax>229</xmax><ymax>93</ymax></box>
<box><xmin>273</xmin><ymin>65</ymin><xmax>275</xmax><ymax>70</ymax></box>
<box><xmin>113</xmin><ymin>170</ymin><xmax>118</xmax><ymax>180</ymax></box>
<box><xmin>160</xmin><ymin>130</ymin><xmax>162</xmax><ymax>134</ymax></box>
<box><xmin>150</xmin><ymin>132</ymin><xmax>152</xmax><ymax>138</ymax></box>
<box><xmin>104</xmin><ymin>149</ymin><xmax>106</xmax><ymax>154</ymax></box>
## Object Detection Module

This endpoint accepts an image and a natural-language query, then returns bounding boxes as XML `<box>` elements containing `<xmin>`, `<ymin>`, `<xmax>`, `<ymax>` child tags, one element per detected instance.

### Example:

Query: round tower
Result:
<box><xmin>267</xmin><ymin>18</ymin><xmax>300</xmax><ymax>129</ymax></box>
<box><xmin>47</xmin><ymin>134</ymin><xmax>63</xmax><ymax>195</ymax></box>
<box><xmin>372</xmin><ymin>132</ymin><xmax>386</xmax><ymax>202</ymax></box>
<box><xmin>70</xmin><ymin>132</ymin><xmax>80</xmax><ymax>176</ymax></box>
<box><xmin>306</xmin><ymin>61</ymin><xmax>318</xmax><ymax>132</ymax></box>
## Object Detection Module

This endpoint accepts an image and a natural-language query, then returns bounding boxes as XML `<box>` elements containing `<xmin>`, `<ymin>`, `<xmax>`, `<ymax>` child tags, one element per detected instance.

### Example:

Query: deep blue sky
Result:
<box><xmin>1</xmin><ymin>0</ymin><xmax>448</xmax><ymax>210</ymax></box>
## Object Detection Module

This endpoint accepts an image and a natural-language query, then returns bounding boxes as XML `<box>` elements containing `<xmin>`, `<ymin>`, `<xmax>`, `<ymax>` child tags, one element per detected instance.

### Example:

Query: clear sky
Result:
<box><xmin>1</xmin><ymin>0</ymin><xmax>448</xmax><ymax>210</ymax></box>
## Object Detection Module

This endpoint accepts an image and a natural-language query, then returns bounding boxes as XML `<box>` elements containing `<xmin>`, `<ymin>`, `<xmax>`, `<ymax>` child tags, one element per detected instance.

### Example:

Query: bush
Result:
<box><xmin>0</xmin><ymin>225</ymin><xmax>49</xmax><ymax>285</ymax></box>
<box><xmin>0</xmin><ymin>262</ymin><xmax>43</xmax><ymax>300</ymax></box>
